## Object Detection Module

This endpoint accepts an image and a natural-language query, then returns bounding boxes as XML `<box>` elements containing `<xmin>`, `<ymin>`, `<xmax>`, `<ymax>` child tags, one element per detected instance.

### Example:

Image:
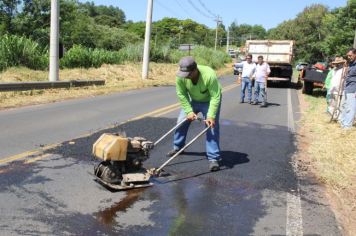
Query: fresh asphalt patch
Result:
<box><xmin>0</xmin><ymin>78</ymin><xmax>342</xmax><ymax>235</ymax></box>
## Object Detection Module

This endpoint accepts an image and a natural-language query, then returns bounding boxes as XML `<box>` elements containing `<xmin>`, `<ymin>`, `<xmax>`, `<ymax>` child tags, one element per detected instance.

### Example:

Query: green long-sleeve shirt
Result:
<box><xmin>324</xmin><ymin>68</ymin><xmax>335</xmax><ymax>90</ymax></box>
<box><xmin>176</xmin><ymin>65</ymin><xmax>222</xmax><ymax>119</ymax></box>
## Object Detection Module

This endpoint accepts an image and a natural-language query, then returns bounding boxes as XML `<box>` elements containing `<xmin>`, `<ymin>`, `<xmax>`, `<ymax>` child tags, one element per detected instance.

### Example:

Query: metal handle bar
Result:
<box><xmin>154</xmin><ymin>118</ymin><xmax>187</xmax><ymax>146</ymax></box>
<box><xmin>155</xmin><ymin>125</ymin><xmax>211</xmax><ymax>173</ymax></box>
<box><xmin>153</xmin><ymin>116</ymin><xmax>206</xmax><ymax>146</ymax></box>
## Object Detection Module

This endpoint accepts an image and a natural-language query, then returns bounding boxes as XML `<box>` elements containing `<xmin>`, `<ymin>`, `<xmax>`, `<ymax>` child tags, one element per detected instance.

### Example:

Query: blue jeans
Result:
<box><xmin>254</xmin><ymin>81</ymin><xmax>267</xmax><ymax>103</ymax></box>
<box><xmin>340</xmin><ymin>92</ymin><xmax>356</xmax><ymax>128</ymax></box>
<box><xmin>241</xmin><ymin>77</ymin><xmax>252</xmax><ymax>102</ymax></box>
<box><xmin>173</xmin><ymin>101</ymin><xmax>221</xmax><ymax>161</ymax></box>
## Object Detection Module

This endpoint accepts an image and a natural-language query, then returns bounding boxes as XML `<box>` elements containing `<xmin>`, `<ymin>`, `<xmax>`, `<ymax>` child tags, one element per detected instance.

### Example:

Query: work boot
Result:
<box><xmin>166</xmin><ymin>149</ymin><xmax>182</xmax><ymax>157</ymax></box>
<box><xmin>252</xmin><ymin>101</ymin><xmax>258</xmax><ymax>105</ymax></box>
<box><xmin>239</xmin><ymin>100</ymin><xmax>244</xmax><ymax>104</ymax></box>
<box><xmin>209</xmin><ymin>160</ymin><xmax>220</xmax><ymax>172</ymax></box>
<box><xmin>248</xmin><ymin>100</ymin><xmax>253</xmax><ymax>104</ymax></box>
<box><xmin>260</xmin><ymin>102</ymin><xmax>268</xmax><ymax>108</ymax></box>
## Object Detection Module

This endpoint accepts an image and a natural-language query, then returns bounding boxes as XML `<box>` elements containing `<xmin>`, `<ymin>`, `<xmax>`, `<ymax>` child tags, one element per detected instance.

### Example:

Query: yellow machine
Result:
<box><xmin>92</xmin><ymin>118</ymin><xmax>210</xmax><ymax>191</ymax></box>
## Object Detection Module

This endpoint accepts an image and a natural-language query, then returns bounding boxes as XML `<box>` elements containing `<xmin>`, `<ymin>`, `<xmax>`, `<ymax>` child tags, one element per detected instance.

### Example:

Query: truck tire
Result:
<box><xmin>302</xmin><ymin>81</ymin><xmax>313</xmax><ymax>95</ymax></box>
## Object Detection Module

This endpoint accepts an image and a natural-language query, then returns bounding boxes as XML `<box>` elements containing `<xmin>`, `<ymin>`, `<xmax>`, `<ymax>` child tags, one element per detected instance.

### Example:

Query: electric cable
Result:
<box><xmin>187</xmin><ymin>0</ymin><xmax>215</xmax><ymax>20</ymax></box>
<box><xmin>197</xmin><ymin>0</ymin><xmax>217</xmax><ymax>18</ymax></box>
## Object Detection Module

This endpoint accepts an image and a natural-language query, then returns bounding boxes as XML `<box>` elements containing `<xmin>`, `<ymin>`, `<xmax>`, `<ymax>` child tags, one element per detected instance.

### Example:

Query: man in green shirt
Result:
<box><xmin>167</xmin><ymin>56</ymin><xmax>222</xmax><ymax>171</ymax></box>
<box><xmin>324</xmin><ymin>62</ymin><xmax>335</xmax><ymax>113</ymax></box>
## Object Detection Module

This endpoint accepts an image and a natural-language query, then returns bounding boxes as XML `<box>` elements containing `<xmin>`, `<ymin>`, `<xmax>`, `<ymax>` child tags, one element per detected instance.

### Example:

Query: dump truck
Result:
<box><xmin>245</xmin><ymin>40</ymin><xmax>294</xmax><ymax>85</ymax></box>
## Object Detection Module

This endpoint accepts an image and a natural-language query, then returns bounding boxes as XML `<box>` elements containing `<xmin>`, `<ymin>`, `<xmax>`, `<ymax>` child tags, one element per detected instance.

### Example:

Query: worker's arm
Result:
<box><xmin>265</xmin><ymin>64</ymin><xmax>271</xmax><ymax>87</ymax></box>
<box><xmin>176</xmin><ymin>77</ymin><xmax>195</xmax><ymax>119</ymax></box>
<box><xmin>206</xmin><ymin>75</ymin><xmax>222</xmax><ymax>127</ymax></box>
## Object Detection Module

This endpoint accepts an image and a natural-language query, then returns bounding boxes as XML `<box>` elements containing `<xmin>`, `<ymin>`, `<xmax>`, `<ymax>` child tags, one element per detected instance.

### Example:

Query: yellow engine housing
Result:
<box><xmin>92</xmin><ymin>133</ymin><xmax>128</xmax><ymax>161</ymax></box>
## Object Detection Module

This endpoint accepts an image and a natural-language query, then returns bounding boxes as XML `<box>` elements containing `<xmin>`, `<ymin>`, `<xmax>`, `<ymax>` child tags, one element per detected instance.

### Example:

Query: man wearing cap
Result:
<box><xmin>328</xmin><ymin>57</ymin><xmax>346</xmax><ymax>115</ymax></box>
<box><xmin>340</xmin><ymin>48</ymin><xmax>356</xmax><ymax>128</ymax></box>
<box><xmin>167</xmin><ymin>56</ymin><xmax>222</xmax><ymax>171</ymax></box>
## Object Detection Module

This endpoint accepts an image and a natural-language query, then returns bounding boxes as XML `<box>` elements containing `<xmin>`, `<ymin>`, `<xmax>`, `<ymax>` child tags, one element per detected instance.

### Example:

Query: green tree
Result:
<box><xmin>124</xmin><ymin>21</ymin><xmax>146</xmax><ymax>38</ymax></box>
<box><xmin>0</xmin><ymin>0</ymin><xmax>21</xmax><ymax>34</ymax></box>
<box><xmin>79</xmin><ymin>2</ymin><xmax>126</xmax><ymax>27</ymax></box>
<box><xmin>229</xmin><ymin>22</ymin><xmax>267</xmax><ymax>47</ymax></box>
<box><xmin>268</xmin><ymin>4</ymin><xmax>329</xmax><ymax>62</ymax></box>
<box><xmin>320</xmin><ymin>1</ymin><xmax>356</xmax><ymax>58</ymax></box>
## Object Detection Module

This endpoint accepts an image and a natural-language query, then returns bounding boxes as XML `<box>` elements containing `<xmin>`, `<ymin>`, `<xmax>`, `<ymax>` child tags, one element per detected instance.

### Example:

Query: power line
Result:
<box><xmin>187</xmin><ymin>0</ymin><xmax>215</xmax><ymax>20</ymax></box>
<box><xmin>197</xmin><ymin>0</ymin><xmax>217</xmax><ymax>18</ymax></box>
<box><xmin>156</xmin><ymin>0</ymin><xmax>182</xmax><ymax>18</ymax></box>
<box><xmin>174</xmin><ymin>0</ymin><xmax>194</xmax><ymax>19</ymax></box>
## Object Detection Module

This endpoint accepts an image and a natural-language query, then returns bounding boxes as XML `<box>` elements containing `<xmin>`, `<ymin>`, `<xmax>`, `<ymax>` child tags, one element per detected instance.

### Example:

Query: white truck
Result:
<box><xmin>245</xmin><ymin>40</ymin><xmax>294</xmax><ymax>85</ymax></box>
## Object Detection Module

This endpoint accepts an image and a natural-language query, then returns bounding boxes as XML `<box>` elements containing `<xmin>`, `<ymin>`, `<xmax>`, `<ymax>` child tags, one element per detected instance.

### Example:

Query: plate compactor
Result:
<box><xmin>92</xmin><ymin>118</ymin><xmax>210</xmax><ymax>190</ymax></box>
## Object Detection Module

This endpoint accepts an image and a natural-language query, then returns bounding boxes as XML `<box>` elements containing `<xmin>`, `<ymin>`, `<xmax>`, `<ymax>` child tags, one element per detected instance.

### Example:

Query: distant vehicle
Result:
<box><xmin>300</xmin><ymin>63</ymin><xmax>329</xmax><ymax>95</ymax></box>
<box><xmin>228</xmin><ymin>49</ymin><xmax>236</xmax><ymax>58</ymax></box>
<box><xmin>245</xmin><ymin>40</ymin><xmax>294</xmax><ymax>85</ymax></box>
<box><xmin>233</xmin><ymin>63</ymin><xmax>243</xmax><ymax>75</ymax></box>
<box><xmin>296</xmin><ymin>62</ymin><xmax>309</xmax><ymax>71</ymax></box>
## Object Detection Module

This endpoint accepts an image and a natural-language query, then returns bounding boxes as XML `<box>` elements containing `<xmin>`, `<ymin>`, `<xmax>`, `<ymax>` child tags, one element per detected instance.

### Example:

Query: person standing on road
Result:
<box><xmin>234</xmin><ymin>54</ymin><xmax>256</xmax><ymax>104</ymax></box>
<box><xmin>340</xmin><ymin>48</ymin><xmax>356</xmax><ymax>129</ymax></box>
<box><xmin>167</xmin><ymin>56</ymin><xmax>222</xmax><ymax>171</ymax></box>
<box><xmin>252</xmin><ymin>55</ymin><xmax>271</xmax><ymax>107</ymax></box>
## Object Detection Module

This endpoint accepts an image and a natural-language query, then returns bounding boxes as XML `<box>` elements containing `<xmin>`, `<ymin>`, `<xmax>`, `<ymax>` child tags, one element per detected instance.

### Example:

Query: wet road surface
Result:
<box><xmin>0</xmin><ymin>77</ymin><xmax>342</xmax><ymax>235</ymax></box>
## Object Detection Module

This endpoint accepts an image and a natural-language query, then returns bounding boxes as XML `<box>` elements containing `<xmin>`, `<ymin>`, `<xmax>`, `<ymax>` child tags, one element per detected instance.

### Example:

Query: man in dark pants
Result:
<box><xmin>167</xmin><ymin>56</ymin><xmax>222</xmax><ymax>171</ymax></box>
<box><xmin>340</xmin><ymin>48</ymin><xmax>356</xmax><ymax>128</ymax></box>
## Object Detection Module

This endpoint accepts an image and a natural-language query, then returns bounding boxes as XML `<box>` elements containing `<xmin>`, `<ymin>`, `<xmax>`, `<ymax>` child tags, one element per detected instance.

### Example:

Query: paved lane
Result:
<box><xmin>0</xmin><ymin>77</ymin><xmax>341</xmax><ymax>235</ymax></box>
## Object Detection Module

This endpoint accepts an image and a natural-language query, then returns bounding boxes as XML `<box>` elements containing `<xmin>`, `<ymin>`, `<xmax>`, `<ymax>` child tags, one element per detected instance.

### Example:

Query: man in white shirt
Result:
<box><xmin>252</xmin><ymin>55</ymin><xmax>271</xmax><ymax>107</ymax></box>
<box><xmin>234</xmin><ymin>54</ymin><xmax>256</xmax><ymax>103</ymax></box>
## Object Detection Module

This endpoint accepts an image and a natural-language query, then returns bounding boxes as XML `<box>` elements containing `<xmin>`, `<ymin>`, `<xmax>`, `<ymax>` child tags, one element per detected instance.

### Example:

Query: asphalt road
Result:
<box><xmin>0</xmin><ymin>76</ymin><xmax>342</xmax><ymax>235</ymax></box>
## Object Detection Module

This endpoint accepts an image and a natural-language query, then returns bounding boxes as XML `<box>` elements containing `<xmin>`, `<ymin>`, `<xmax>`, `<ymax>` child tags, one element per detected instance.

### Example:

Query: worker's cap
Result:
<box><xmin>176</xmin><ymin>56</ymin><xmax>197</xmax><ymax>78</ymax></box>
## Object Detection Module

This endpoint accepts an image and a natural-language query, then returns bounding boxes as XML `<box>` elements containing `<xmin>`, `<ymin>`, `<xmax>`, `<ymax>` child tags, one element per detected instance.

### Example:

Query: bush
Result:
<box><xmin>0</xmin><ymin>34</ymin><xmax>48</xmax><ymax>71</ymax></box>
<box><xmin>60</xmin><ymin>45</ymin><xmax>124</xmax><ymax>68</ymax></box>
<box><xmin>168</xmin><ymin>46</ymin><xmax>231</xmax><ymax>69</ymax></box>
<box><xmin>0</xmin><ymin>35</ymin><xmax>229</xmax><ymax>71</ymax></box>
<box><xmin>191</xmin><ymin>46</ymin><xmax>231</xmax><ymax>69</ymax></box>
<box><xmin>119</xmin><ymin>43</ymin><xmax>144</xmax><ymax>62</ymax></box>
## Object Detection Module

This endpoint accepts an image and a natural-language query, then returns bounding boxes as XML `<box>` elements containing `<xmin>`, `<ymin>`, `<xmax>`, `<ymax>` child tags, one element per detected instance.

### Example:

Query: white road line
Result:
<box><xmin>286</xmin><ymin>88</ymin><xmax>303</xmax><ymax>236</ymax></box>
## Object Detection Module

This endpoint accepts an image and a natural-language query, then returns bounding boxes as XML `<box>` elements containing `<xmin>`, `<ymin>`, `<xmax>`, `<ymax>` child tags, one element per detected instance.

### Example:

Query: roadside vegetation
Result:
<box><xmin>300</xmin><ymin>92</ymin><xmax>356</xmax><ymax>235</ymax></box>
<box><xmin>0</xmin><ymin>63</ymin><xmax>233</xmax><ymax>109</ymax></box>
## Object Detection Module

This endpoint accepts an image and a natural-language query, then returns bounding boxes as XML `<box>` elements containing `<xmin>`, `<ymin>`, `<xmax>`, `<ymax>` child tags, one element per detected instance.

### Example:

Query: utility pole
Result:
<box><xmin>214</xmin><ymin>16</ymin><xmax>221</xmax><ymax>50</ymax></box>
<box><xmin>49</xmin><ymin>0</ymin><xmax>59</xmax><ymax>82</ymax></box>
<box><xmin>142</xmin><ymin>0</ymin><xmax>153</xmax><ymax>80</ymax></box>
<box><xmin>226</xmin><ymin>29</ymin><xmax>230</xmax><ymax>53</ymax></box>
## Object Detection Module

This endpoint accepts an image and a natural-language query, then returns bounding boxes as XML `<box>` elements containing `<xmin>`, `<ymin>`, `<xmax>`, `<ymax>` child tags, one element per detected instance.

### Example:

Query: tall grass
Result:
<box><xmin>191</xmin><ymin>46</ymin><xmax>231</xmax><ymax>69</ymax></box>
<box><xmin>0</xmin><ymin>35</ymin><xmax>48</xmax><ymax>71</ymax></box>
<box><xmin>60</xmin><ymin>45</ymin><xmax>124</xmax><ymax>68</ymax></box>
<box><xmin>1</xmin><ymin>35</ymin><xmax>231</xmax><ymax>71</ymax></box>
<box><xmin>119</xmin><ymin>43</ymin><xmax>144</xmax><ymax>62</ymax></box>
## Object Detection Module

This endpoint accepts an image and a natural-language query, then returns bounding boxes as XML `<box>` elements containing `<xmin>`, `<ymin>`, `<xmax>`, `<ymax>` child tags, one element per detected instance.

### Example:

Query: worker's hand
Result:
<box><xmin>205</xmin><ymin>118</ymin><xmax>215</xmax><ymax>128</ymax></box>
<box><xmin>187</xmin><ymin>112</ymin><xmax>197</xmax><ymax>121</ymax></box>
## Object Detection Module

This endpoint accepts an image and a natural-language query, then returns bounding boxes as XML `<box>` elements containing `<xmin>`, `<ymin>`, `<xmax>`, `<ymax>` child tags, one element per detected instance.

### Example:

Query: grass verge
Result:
<box><xmin>300</xmin><ymin>92</ymin><xmax>356</xmax><ymax>235</ymax></box>
<box><xmin>0</xmin><ymin>63</ymin><xmax>233</xmax><ymax>110</ymax></box>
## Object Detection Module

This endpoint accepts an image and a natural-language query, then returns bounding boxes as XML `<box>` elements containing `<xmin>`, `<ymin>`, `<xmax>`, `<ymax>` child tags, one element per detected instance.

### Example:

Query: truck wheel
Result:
<box><xmin>302</xmin><ymin>81</ymin><xmax>313</xmax><ymax>95</ymax></box>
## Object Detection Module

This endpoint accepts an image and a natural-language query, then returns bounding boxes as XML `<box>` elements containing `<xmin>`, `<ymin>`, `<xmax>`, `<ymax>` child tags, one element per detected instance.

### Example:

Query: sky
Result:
<box><xmin>84</xmin><ymin>0</ymin><xmax>348</xmax><ymax>30</ymax></box>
